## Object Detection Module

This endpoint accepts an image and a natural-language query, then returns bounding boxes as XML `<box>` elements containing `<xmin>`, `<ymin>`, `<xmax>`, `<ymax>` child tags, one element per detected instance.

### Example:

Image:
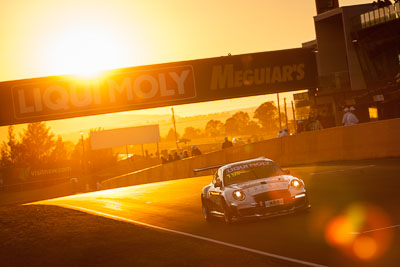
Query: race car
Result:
<box><xmin>195</xmin><ymin>157</ymin><xmax>310</xmax><ymax>223</ymax></box>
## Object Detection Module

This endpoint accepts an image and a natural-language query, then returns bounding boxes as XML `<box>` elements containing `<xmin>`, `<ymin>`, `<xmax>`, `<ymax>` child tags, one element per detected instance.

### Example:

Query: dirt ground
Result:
<box><xmin>0</xmin><ymin>205</ymin><xmax>286</xmax><ymax>267</ymax></box>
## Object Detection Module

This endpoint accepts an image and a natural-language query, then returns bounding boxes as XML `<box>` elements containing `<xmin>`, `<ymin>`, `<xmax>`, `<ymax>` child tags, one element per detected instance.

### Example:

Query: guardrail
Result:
<box><xmin>0</xmin><ymin>177</ymin><xmax>71</xmax><ymax>194</ymax></box>
<box><xmin>0</xmin><ymin>181</ymin><xmax>74</xmax><ymax>205</ymax></box>
<box><xmin>101</xmin><ymin>118</ymin><xmax>400</xmax><ymax>189</ymax></box>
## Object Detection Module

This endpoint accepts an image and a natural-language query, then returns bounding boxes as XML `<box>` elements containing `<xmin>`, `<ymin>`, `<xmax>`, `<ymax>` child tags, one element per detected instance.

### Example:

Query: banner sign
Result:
<box><xmin>0</xmin><ymin>48</ymin><xmax>317</xmax><ymax>126</ymax></box>
<box><xmin>90</xmin><ymin>124</ymin><xmax>161</xmax><ymax>150</ymax></box>
<box><xmin>29</xmin><ymin>166</ymin><xmax>72</xmax><ymax>180</ymax></box>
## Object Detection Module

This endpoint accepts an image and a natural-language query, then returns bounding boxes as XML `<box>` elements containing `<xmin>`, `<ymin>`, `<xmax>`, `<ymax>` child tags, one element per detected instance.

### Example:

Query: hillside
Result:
<box><xmin>59</xmin><ymin>106</ymin><xmax>260</xmax><ymax>142</ymax></box>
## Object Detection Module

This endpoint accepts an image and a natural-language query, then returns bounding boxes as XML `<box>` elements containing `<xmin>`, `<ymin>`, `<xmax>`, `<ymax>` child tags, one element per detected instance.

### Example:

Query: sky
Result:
<box><xmin>0</xmin><ymin>0</ymin><xmax>372</xmax><ymax>142</ymax></box>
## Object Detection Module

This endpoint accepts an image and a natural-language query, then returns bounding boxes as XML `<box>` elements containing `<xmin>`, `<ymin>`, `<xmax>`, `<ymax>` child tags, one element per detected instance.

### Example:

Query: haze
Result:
<box><xmin>0</xmin><ymin>0</ymin><xmax>371</xmax><ymax>141</ymax></box>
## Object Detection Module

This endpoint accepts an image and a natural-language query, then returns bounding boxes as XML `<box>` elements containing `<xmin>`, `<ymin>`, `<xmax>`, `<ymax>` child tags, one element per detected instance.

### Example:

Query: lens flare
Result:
<box><xmin>325</xmin><ymin>215</ymin><xmax>355</xmax><ymax>246</ymax></box>
<box><xmin>308</xmin><ymin>205</ymin><xmax>335</xmax><ymax>239</ymax></box>
<box><xmin>346</xmin><ymin>203</ymin><xmax>365</xmax><ymax>232</ymax></box>
<box><xmin>323</xmin><ymin>203</ymin><xmax>394</xmax><ymax>262</ymax></box>
<box><xmin>352</xmin><ymin>235</ymin><xmax>377</xmax><ymax>260</ymax></box>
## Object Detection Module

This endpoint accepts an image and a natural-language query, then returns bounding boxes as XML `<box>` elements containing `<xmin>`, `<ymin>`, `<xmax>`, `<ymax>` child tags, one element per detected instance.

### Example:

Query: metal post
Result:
<box><xmin>291</xmin><ymin>101</ymin><xmax>296</xmax><ymax>133</ymax></box>
<box><xmin>80</xmin><ymin>132</ymin><xmax>85</xmax><ymax>173</ymax></box>
<box><xmin>284</xmin><ymin>98</ymin><xmax>288</xmax><ymax>130</ymax></box>
<box><xmin>80</xmin><ymin>132</ymin><xmax>86</xmax><ymax>191</ymax></box>
<box><xmin>171</xmin><ymin>107</ymin><xmax>179</xmax><ymax>151</ymax></box>
<box><xmin>277</xmin><ymin>93</ymin><xmax>282</xmax><ymax>130</ymax></box>
<box><xmin>156</xmin><ymin>142</ymin><xmax>160</xmax><ymax>159</ymax></box>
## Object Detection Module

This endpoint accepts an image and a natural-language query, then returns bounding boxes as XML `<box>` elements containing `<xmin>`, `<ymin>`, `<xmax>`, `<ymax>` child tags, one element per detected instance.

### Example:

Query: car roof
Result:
<box><xmin>219</xmin><ymin>157</ymin><xmax>273</xmax><ymax>172</ymax></box>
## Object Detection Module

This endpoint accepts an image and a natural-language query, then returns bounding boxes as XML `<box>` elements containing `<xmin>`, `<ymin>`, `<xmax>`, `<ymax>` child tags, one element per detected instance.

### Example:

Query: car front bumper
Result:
<box><xmin>229</xmin><ymin>193</ymin><xmax>310</xmax><ymax>220</ymax></box>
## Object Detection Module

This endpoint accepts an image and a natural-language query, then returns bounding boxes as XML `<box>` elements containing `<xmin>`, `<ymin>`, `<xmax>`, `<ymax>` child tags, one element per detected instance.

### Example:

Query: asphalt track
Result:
<box><xmin>35</xmin><ymin>158</ymin><xmax>400</xmax><ymax>266</ymax></box>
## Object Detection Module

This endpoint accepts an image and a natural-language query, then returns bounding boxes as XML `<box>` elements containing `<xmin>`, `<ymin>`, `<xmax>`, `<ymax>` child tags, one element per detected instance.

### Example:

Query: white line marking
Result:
<box><xmin>311</xmin><ymin>165</ymin><xmax>375</xmax><ymax>175</ymax></box>
<box><xmin>350</xmin><ymin>224</ymin><xmax>400</xmax><ymax>235</ymax></box>
<box><xmin>56</xmin><ymin>203</ymin><xmax>327</xmax><ymax>267</ymax></box>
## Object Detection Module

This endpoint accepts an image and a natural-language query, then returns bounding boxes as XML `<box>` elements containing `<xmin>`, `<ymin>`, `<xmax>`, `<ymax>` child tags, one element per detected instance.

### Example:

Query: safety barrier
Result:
<box><xmin>0</xmin><ymin>182</ymin><xmax>73</xmax><ymax>206</ymax></box>
<box><xmin>101</xmin><ymin>118</ymin><xmax>400</xmax><ymax>189</ymax></box>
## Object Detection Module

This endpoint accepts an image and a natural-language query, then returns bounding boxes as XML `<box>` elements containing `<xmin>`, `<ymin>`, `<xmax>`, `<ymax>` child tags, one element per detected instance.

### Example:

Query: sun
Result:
<box><xmin>47</xmin><ymin>25</ymin><xmax>128</xmax><ymax>77</ymax></box>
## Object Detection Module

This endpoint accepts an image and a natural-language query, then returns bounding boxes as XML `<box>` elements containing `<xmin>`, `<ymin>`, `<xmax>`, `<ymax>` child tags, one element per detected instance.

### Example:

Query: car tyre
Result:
<box><xmin>223</xmin><ymin>202</ymin><xmax>232</xmax><ymax>224</ymax></box>
<box><xmin>201</xmin><ymin>197</ymin><xmax>213</xmax><ymax>222</ymax></box>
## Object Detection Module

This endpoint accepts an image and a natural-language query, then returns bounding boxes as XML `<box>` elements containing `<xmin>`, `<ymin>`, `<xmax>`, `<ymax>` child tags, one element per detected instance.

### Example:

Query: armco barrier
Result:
<box><xmin>0</xmin><ymin>182</ymin><xmax>73</xmax><ymax>206</ymax></box>
<box><xmin>101</xmin><ymin>118</ymin><xmax>400</xmax><ymax>189</ymax></box>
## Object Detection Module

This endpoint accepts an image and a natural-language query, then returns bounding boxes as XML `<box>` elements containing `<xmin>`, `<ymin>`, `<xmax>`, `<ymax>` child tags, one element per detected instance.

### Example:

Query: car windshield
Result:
<box><xmin>223</xmin><ymin>160</ymin><xmax>284</xmax><ymax>186</ymax></box>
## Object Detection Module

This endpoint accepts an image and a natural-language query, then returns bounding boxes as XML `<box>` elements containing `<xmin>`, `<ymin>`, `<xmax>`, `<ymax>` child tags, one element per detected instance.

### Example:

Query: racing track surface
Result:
<box><xmin>35</xmin><ymin>158</ymin><xmax>400</xmax><ymax>266</ymax></box>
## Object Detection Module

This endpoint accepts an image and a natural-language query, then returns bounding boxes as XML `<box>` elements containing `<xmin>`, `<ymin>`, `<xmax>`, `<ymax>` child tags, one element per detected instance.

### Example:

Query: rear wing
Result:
<box><xmin>193</xmin><ymin>164</ymin><xmax>225</xmax><ymax>175</ymax></box>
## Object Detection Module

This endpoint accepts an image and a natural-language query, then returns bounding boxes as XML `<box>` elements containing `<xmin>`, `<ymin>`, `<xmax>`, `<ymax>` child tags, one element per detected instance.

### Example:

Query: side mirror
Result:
<box><xmin>215</xmin><ymin>180</ymin><xmax>222</xmax><ymax>188</ymax></box>
<box><xmin>282</xmin><ymin>169</ymin><xmax>290</xmax><ymax>175</ymax></box>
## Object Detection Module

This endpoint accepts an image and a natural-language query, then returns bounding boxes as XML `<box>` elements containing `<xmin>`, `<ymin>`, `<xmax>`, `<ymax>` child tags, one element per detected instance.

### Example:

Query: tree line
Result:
<box><xmin>164</xmin><ymin>101</ymin><xmax>283</xmax><ymax>141</ymax></box>
<box><xmin>0</xmin><ymin>123</ymin><xmax>116</xmax><ymax>173</ymax></box>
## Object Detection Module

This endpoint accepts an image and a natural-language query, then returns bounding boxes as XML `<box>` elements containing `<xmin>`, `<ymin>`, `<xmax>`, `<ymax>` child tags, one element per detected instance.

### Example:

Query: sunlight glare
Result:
<box><xmin>48</xmin><ymin>25</ymin><xmax>128</xmax><ymax>77</ymax></box>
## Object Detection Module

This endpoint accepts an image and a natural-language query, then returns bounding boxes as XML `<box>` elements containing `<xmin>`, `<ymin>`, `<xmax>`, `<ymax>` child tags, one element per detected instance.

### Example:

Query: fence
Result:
<box><xmin>101</xmin><ymin>118</ymin><xmax>400</xmax><ymax>189</ymax></box>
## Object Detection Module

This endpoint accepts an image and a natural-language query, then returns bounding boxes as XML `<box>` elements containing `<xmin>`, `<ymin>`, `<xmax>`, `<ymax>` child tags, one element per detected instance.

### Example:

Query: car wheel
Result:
<box><xmin>223</xmin><ymin>202</ymin><xmax>232</xmax><ymax>224</ymax></box>
<box><xmin>201</xmin><ymin>198</ymin><xmax>213</xmax><ymax>221</ymax></box>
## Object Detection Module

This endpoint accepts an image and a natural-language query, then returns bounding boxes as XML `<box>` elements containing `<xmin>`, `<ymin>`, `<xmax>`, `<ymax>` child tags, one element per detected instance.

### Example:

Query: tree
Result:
<box><xmin>224</xmin><ymin>117</ymin><xmax>239</xmax><ymax>137</ymax></box>
<box><xmin>19</xmin><ymin>122</ymin><xmax>56</xmax><ymax>167</ymax></box>
<box><xmin>165</xmin><ymin>128</ymin><xmax>180</xmax><ymax>142</ymax></box>
<box><xmin>1</xmin><ymin>126</ymin><xmax>19</xmax><ymax>167</ymax></box>
<box><xmin>0</xmin><ymin>143</ymin><xmax>11</xmax><ymax>168</ymax></box>
<box><xmin>246</xmin><ymin>120</ymin><xmax>261</xmax><ymax>135</ymax></box>
<box><xmin>205</xmin><ymin>120</ymin><xmax>224</xmax><ymax>137</ymax></box>
<box><xmin>1</xmin><ymin>125</ymin><xmax>25</xmax><ymax>167</ymax></box>
<box><xmin>0</xmin><ymin>124</ymin><xmax>74</xmax><ymax>169</ymax></box>
<box><xmin>182</xmin><ymin>127</ymin><xmax>202</xmax><ymax>139</ymax></box>
<box><xmin>253</xmin><ymin>101</ymin><xmax>280</xmax><ymax>134</ymax></box>
<box><xmin>232</xmin><ymin>111</ymin><xmax>250</xmax><ymax>134</ymax></box>
<box><xmin>49</xmin><ymin>135</ymin><xmax>69</xmax><ymax>165</ymax></box>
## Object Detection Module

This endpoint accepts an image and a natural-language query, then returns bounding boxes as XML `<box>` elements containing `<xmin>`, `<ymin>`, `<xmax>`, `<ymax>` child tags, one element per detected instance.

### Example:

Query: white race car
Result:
<box><xmin>196</xmin><ymin>157</ymin><xmax>310</xmax><ymax>223</ymax></box>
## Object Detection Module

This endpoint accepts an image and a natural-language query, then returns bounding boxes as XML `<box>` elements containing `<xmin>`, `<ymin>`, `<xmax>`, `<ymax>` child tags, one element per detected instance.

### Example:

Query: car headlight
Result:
<box><xmin>291</xmin><ymin>179</ymin><xmax>302</xmax><ymax>189</ymax></box>
<box><xmin>233</xmin><ymin>190</ymin><xmax>246</xmax><ymax>201</ymax></box>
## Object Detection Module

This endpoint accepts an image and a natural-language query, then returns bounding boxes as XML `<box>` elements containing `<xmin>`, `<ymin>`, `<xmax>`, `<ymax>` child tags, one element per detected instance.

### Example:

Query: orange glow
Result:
<box><xmin>352</xmin><ymin>235</ymin><xmax>377</xmax><ymax>260</ymax></box>
<box><xmin>0</xmin><ymin>0</ymin><xmax>376</xmax><ymax>141</ymax></box>
<box><xmin>307</xmin><ymin>204</ymin><xmax>335</xmax><ymax>241</ymax></box>
<box><xmin>1</xmin><ymin>0</ymin><xmax>373</xmax><ymax>82</ymax></box>
<box><xmin>325</xmin><ymin>215</ymin><xmax>355</xmax><ymax>246</ymax></box>
<box><xmin>324</xmin><ymin>203</ymin><xmax>394</xmax><ymax>262</ymax></box>
<box><xmin>47</xmin><ymin>26</ymin><xmax>128</xmax><ymax>77</ymax></box>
